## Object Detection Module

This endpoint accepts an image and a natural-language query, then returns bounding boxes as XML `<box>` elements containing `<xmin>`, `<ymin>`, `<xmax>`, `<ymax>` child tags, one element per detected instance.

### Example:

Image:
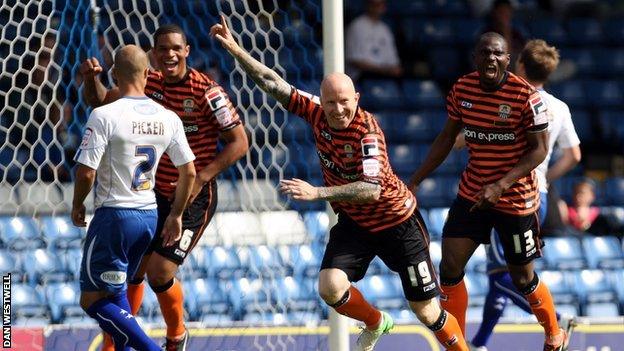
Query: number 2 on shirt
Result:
<box><xmin>132</xmin><ymin>145</ymin><xmax>156</xmax><ymax>191</ymax></box>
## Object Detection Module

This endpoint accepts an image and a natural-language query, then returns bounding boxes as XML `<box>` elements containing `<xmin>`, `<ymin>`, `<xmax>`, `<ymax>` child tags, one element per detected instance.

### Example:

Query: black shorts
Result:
<box><xmin>443</xmin><ymin>196</ymin><xmax>542</xmax><ymax>265</ymax></box>
<box><xmin>146</xmin><ymin>180</ymin><xmax>218</xmax><ymax>265</ymax></box>
<box><xmin>321</xmin><ymin>210</ymin><xmax>439</xmax><ymax>302</ymax></box>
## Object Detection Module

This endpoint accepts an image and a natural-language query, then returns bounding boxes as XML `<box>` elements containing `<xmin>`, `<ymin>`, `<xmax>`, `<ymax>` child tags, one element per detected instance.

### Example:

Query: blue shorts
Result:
<box><xmin>79</xmin><ymin>207</ymin><xmax>157</xmax><ymax>293</ymax></box>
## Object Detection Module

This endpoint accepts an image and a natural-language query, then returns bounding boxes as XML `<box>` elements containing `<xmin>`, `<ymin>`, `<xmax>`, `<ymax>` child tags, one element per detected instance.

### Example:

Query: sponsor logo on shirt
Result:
<box><xmin>206</xmin><ymin>90</ymin><xmax>227</xmax><ymax>111</ymax></box>
<box><xmin>460</xmin><ymin>100</ymin><xmax>473</xmax><ymax>108</ymax></box>
<box><xmin>363</xmin><ymin>158</ymin><xmax>380</xmax><ymax>177</ymax></box>
<box><xmin>361</xmin><ymin>137</ymin><xmax>380</xmax><ymax>157</ymax></box>
<box><xmin>498</xmin><ymin>104</ymin><xmax>512</xmax><ymax>119</ymax></box>
<box><xmin>464</xmin><ymin>126</ymin><xmax>516</xmax><ymax>145</ymax></box>
<box><xmin>183</xmin><ymin>124</ymin><xmax>199</xmax><ymax>133</ymax></box>
<box><xmin>100</xmin><ymin>271</ymin><xmax>126</xmax><ymax>285</ymax></box>
<box><xmin>320</xmin><ymin>130</ymin><xmax>332</xmax><ymax>140</ymax></box>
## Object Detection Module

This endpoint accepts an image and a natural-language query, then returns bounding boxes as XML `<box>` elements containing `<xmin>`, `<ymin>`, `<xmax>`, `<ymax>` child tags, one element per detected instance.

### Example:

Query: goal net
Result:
<box><xmin>2</xmin><ymin>0</ymin><xmax>329</xmax><ymax>350</ymax></box>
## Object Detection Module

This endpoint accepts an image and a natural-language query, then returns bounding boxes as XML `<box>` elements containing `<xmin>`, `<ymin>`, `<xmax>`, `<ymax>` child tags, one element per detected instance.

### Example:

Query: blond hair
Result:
<box><xmin>518</xmin><ymin>39</ymin><xmax>560</xmax><ymax>83</ymax></box>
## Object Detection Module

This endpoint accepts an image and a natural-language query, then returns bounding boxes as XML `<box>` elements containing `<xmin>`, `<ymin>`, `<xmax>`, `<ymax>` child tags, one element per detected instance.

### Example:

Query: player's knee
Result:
<box><xmin>439</xmin><ymin>260</ymin><xmax>464</xmax><ymax>282</ymax></box>
<box><xmin>318</xmin><ymin>269</ymin><xmax>350</xmax><ymax>304</ymax></box>
<box><xmin>509</xmin><ymin>271</ymin><xmax>534</xmax><ymax>290</ymax></box>
<box><xmin>145</xmin><ymin>255</ymin><xmax>178</xmax><ymax>286</ymax></box>
<box><xmin>408</xmin><ymin>298</ymin><xmax>441</xmax><ymax>326</ymax></box>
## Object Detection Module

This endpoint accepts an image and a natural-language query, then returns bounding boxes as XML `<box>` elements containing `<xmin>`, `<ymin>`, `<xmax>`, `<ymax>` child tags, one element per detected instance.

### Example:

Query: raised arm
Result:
<box><xmin>210</xmin><ymin>15</ymin><xmax>291</xmax><ymax>106</ymax></box>
<box><xmin>79</xmin><ymin>57</ymin><xmax>121</xmax><ymax>107</ymax></box>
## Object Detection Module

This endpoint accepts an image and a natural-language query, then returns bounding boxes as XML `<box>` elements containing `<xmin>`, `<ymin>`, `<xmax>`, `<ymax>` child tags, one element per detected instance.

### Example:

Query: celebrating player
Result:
<box><xmin>73</xmin><ymin>45</ymin><xmax>196</xmax><ymax>351</ymax></box>
<box><xmin>210</xmin><ymin>15</ymin><xmax>469</xmax><ymax>351</ymax></box>
<box><xmin>468</xmin><ymin>39</ymin><xmax>580</xmax><ymax>351</ymax></box>
<box><xmin>80</xmin><ymin>24</ymin><xmax>248</xmax><ymax>351</ymax></box>
<box><xmin>409</xmin><ymin>32</ymin><xmax>570</xmax><ymax>351</ymax></box>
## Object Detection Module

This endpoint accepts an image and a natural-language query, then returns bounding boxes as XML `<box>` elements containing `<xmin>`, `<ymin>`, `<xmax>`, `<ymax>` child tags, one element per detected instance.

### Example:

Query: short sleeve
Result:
<box><xmin>73</xmin><ymin>110</ymin><xmax>109</xmax><ymax>169</ymax></box>
<box><xmin>286</xmin><ymin>87</ymin><xmax>322</xmax><ymax>125</ymax></box>
<box><xmin>357</xmin><ymin>133</ymin><xmax>387</xmax><ymax>185</ymax></box>
<box><xmin>523</xmin><ymin>90</ymin><xmax>549</xmax><ymax>132</ymax></box>
<box><xmin>203</xmin><ymin>85</ymin><xmax>241</xmax><ymax>131</ymax></box>
<box><xmin>446</xmin><ymin>85</ymin><xmax>461</xmax><ymax>121</ymax></box>
<box><xmin>557</xmin><ymin>107</ymin><xmax>581</xmax><ymax>148</ymax></box>
<box><xmin>165</xmin><ymin>114</ymin><xmax>196</xmax><ymax>167</ymax></box>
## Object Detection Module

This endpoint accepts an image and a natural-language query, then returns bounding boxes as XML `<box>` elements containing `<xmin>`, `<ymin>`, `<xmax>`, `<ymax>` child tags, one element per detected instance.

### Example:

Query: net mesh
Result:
<box><xmin>2</xmin><ymin>0</ymin><xmax>328</xmax><ymax>349</ymax></box>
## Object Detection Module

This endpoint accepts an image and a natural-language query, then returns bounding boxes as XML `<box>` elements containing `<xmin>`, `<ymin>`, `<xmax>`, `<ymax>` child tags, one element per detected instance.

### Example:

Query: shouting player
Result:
<box><xmin>409</xmin><ymin>32</ymin><xmax>570</xmax><ymax>351</ymax></box>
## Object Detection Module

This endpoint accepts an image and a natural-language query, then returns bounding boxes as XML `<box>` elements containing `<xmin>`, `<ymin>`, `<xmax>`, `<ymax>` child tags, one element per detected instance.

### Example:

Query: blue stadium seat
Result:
<box><xmin>200</xmin><ymin>246</ymin><xmax>244</xmax><ymax>280</ymax></box>
<box><xmin>574</xmin><ymin>269</ymin><xmax>617</xmax><ymax>305</ymax></box>
<box><xmin>384</xmin><ymin>111</ymin><xmax>435</xmax><ymax>143</ymax></box>
<box><xmin>595</xmin><ymin>49</ymin><xmax>624</xmax><ymax>77</ymax></box>
<box><xmin>466</xmin><ymin>245</ymin><xmax>487</xmax><ymax>273</ymax></box>
<box><xmin>612</xmin><ymin>269</ymin><xmax>624</xmax><ymax>308</ymax></box>
<box><xmin>428</xmin><ymin>47</ymin><xmax>462</xmax><ymax>81</ymax></box>
<box><xmin>62</xmin><ymin>248</ymin><xmax>83</xmax><ymax>280</ymax></box>
<box><xmin>427</xmin><ymin>0</ymin><xmax>468</xmax><ymax>17</ymax></box>
<box><xmin>582</xmin><ymin>236</ymin><xmax>624</xmax><ymax>269</ymax></box>
<box><xmin>416</xmin><ymin>176</ymin><xmax>457</xmax><ymax>208</ymax></box>
<box><xmin>547</xmin><ymin>81</ymin><xmax>586</xmax><ymax>108</ymax></box>
<box><xmin>420</xmin><ymin>19</ymin><xmax>455</xmax><ymax>46</ymax></box>
<box><xmin>429</xmin><ymin>240</ymin><xmax>442</xmax><ymax>272</ymax></box>
<box><xmin>542</xmin><ymin>237</ymin><xmax>586</xmax><ymax>270</ymax></box>
<box><xmin>584</xmin><ymin>302</ymin><xmax>620</xmax><ymax>317</ymax></box>
<box><xmin>604</xmin><ymin>177</ymin><xmax>624</xmax><ymax>206</ymax></box>
<box><xmin>427</xmin><ymin>207</ymin><xmax>449</xmax><ymax>239</ymax></box>
<box><xmin>228</xmin><ymin>277</ymin><xmax>277</xmax><ymax>320</ymax></box>
<box><xmin>565</xmin><ymin>19</ymin><xmax>604</xmax><ymax>45</ymax></box>
<box><xmin>12</xmin><ymin>283</ymin><xmax>49</xmax><ymax>323</ymax></box>
<box><xmin>420</xmin><ymin>109</ymin><xmax>448</xmax><ymax>135</ymax></box>
<box><xmin>368</xmin><ymin>256</ymin><xmax>392</xmax><ymax>276</ymax></box>
<box><xmin>273</xmin><ymin>276</ymin><xmax>319</xmax><ymax>313</ymax></box>
<box><xmin>528</xmin><ymin>19</ymin><xmax>569</xmax><ymax>46</ymax></box>
<box><xmin>560</xmin><ymin>48</ymin><xmax>596</xmax><ymax>77</ymax></box>
<box><xmin>137</xmin><ymin>288</ymin><xmax>160</xmax><ymax>319</ymax></box>
<box><xmin>402</xmin><ymin>80</ymin><xmax>445</xmax><ymax>109</ymax></box>
<box><xmin>570</xmin><ymin>110</ymin><xmax>593</xmax><ymax>143</ymax></box>
<box><xmin>278</xmin><ymin>244</ymin><xmax>322</xmax><ymax>278</ymax></box>
<box><xmin>45</xmin><ymin>282</ymin><xmax>81</xmax><ymax>323</ymax></box>
<box><xmin>604</xmin><ymin>19</ymin><xmax>624</xmax><ymax>45</ymax></box>
<box><xmin>359</xmin><ymin>79</ymin><xmax>405</xmax><ymax>110</ymax></box>
<box><xmin>184</xmin><ymin>278</ymin><xmax>230</xmax><ymax>321</ymax></box>
<box><xmin>303</xmin><ymin>211</ymin><xmax>329</xmax><ymax>244</ymax></box>
<box><xmin>386</xmin><ymin>0</ymin><xmax>427</xmax><ymax>16</ymax></box>
<box><xmin>599</xmin><ymin>110</ymin><xmax>624</xmax><ymax>143</ymax></box>
<box><xmin>464</xmin><ymin>273</ymin><xmax>488</xmax><ymax>306</ymax></box>
<box><xmin>388</xmin><ymin>144</ymin><xmax>419</xmax><ymax>176</ymax></box>
<box><xmin>245</xmin><ymin>245</ymin><xmax>288</xmax><ymax>278</ymax></box>
<box><xmin>0</xmin><ymin>249</ymin><xmax>20</xmax><ymax>280</ymax></box>
<box><xmin>40</xmin><ymin>216</ymin><xmax>84</xmax><ymax>249</ymax></box>
<box><xmin>539</xmin><ymin>270</ymin><xmax>577</xmax><ymax>304</ymax></box>
<box><xmin>454</xmin><ymin>19</ymin><xmax>483</xmax><ymax>45</ymax></box>
<box><xmin>357</xmin><ymin>274</ymin><xmax>404</xmax><ymax>310</ymax></box>
<box><xmin>0</xmin><ymin>216</ymin><xmax>43</xmax><ymax>250</ymax></box>
<box><xmin>23</xmin><ymin>248</ymin><xmax>71</xmax><ymax>285</ymax></box>
<box><xmin>585</xmin><ymin>80</ymin><xmax>624</xmax><ymax>108</ymax></box>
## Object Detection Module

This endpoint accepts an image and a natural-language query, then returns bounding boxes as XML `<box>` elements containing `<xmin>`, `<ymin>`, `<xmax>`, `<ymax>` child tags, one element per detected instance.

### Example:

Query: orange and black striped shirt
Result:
<box><xmin>287</xmin><ymin>88</ymin><xmax>416</xmax><ymax>232</ymax></box>
<box><xmin>447</xmin><ymin>71</ymin><xmax>549</xmax><ymax>215</ymax></box>
<box><xmin>145</xmin><ymin>69</ymin><xmax>241</xmax><ymax>198</ymax></box>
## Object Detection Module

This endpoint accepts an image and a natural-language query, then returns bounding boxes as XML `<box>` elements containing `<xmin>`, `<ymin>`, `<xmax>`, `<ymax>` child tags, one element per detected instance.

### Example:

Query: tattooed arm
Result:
<box><xmin>210</xmin><ymin>15</ymin><xmax>291</xmax><ymax>106</ymax></box>
<box><xmin>280</xmin><ymin>179</ymin><xmax>381</xmax><ymax>203</ymax></box>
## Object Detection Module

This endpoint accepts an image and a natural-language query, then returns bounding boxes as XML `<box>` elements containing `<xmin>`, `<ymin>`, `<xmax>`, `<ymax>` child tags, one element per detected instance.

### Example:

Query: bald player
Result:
<box><xmin>73</xmin><ymin>45</ymin><xmax>196</xmax><ymax>351</ymax></box>
<box><xmin>211</xmin><ymin>15</ymin><xmax>468</xmax><ymax>351</ymax></box>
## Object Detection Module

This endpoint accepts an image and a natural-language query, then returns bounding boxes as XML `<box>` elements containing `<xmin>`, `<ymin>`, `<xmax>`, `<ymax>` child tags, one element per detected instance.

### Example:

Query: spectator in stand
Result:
<box><xmin>481</xmin><ymin>0</ymin><xmax>526</xmax><ymax>70</ymax></box>
<box><xmin>345</xmin><ymin>0</ymin><xmax>402</xmax><ymax>82</ymax></box>
<box><xmin>565</xmin><ymin>179</ymin><xmax>601</xmax><ymax>232</ymax></box>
